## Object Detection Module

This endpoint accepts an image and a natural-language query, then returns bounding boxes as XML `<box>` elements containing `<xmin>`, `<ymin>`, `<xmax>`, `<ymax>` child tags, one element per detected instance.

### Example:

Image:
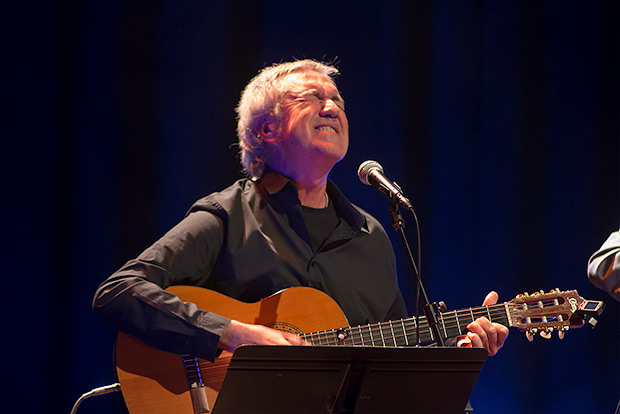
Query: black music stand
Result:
<box><xmin>212</xmin><ymin>345</ymin><xmax>487</xmax><ymax>414</ymax></box>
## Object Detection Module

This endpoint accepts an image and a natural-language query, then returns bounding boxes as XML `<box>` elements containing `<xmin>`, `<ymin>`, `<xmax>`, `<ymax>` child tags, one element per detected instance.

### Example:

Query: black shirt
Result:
<box><xmin>302</xmin><ymin>201</ymin><xmax>339</xmax><ymax>250</ymax></box>
<box><xmin>93</xmin><ymin>175</ymin><xmax>407</xmax><ymax>361</ymax></box>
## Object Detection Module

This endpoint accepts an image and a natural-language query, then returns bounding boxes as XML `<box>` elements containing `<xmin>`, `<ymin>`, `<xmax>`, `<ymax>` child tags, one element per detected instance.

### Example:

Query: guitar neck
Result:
<box><xmin>302</xmin><ymin>303</ymin><xmax>509</xmax><ymax>347</ymax></box>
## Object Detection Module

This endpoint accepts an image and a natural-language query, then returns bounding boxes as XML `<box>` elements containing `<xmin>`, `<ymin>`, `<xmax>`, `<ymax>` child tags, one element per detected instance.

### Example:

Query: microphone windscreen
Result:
<box><xmin>358</xmin><ymin>160</ymin><xmax>383</xmax><ymax>185</ymax></box>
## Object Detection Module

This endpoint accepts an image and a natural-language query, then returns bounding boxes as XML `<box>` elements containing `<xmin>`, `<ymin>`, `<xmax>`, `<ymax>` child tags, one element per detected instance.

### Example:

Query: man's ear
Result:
<box><xmin>257</xmin><ymin>114</ymin><xmax>278</xmax><ymax>143</ymax></box>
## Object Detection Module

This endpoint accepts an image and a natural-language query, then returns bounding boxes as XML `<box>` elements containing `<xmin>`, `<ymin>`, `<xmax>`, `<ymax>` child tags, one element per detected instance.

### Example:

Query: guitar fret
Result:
<box><xmin>330</xmin><ymin>330</ymin><xmax>337</xmax><ymax>345</ymax></box>
<box><xmin>349</xmin><ymin>327</ymin><xmax>356</xmax><ymax>345</ymax></box>
<box><xmin>392</xmin><ymin>321</ymin><xmax>402</xmax><ymax>346</ymax></box>
<box><xmin>407</xmin><ymin>317</ymin><xmax>417</xmax><ymax>345</ymax></box>
<box><xmin>311</xmin><ymin>331</ymin><xmax>320</xmax><ymax>346</ymax></box>
<box><xmin>315</xmin><ymin>330</ymin><xmax>329</xmax><ymax>346</ymax></box>
<box><xmin>330</xmin><ymin>330</ymin><xmax>339</xmax><ymax>346</ymax></box>
<box><xmin>428</xmin><ymin>317</ymin><xmax>434</xmax><ymax>342</ymax></box>
<box><xmin>443</xmin><ymin>310</ymin><xmax>459</xmax><ymax>338</ymax></box>
<box><xmin>378</xmin><ymin>323</ymin><xmax>386</xmax><ymax>346</ymax></box>
<box><xmin>440</xmin><ymin>312</ymin><xmax>447</xmax><ymax>340</ymax></box>
<box><xmin>408</xmin><ymin>316</ymin><xmax>422</xmax><ymax>345</ymax></box>
<box><xmin>401</xmin><ymin>319</ymin><xmax>409</xmax><ymax>346</ymax></box>
<box><xmin>328</xmin><ymin>331</ymin><xmax>335</xmax><ymax>345</ymax></box>
<box><xmin>310</xmin><ymin>331</ymin><xmax>319</xmax><ymax>346</ymax></box>
<box><xmin>313</xmin><ymin>331</ymin><xmax>322</xmax><ymax>346</ymax></box>
<box><xmin>322</xmin><ymin>330</ymin><xmax>332</xmax><ymax>346</ymax></box>
<box><xmin>328</xmin><ymin>330</ymin><xmax>336</xmax><ymax>345</ymax></box>
<box><xmin>316</xmin><ymin>331</ymin><xmax>325</xmax><ymax>345</ymax></box>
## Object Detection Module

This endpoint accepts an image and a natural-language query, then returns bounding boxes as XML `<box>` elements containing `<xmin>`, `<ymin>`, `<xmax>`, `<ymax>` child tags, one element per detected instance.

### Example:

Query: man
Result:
<box><xmin>93</xmin><ymin>59</ymin><xmax>508</xmax><ymax>363</ymax></box>
<box><xmin>588</xmin><ymin>229</ymin><xmax>620</xmax><ymax>301</ymax></box>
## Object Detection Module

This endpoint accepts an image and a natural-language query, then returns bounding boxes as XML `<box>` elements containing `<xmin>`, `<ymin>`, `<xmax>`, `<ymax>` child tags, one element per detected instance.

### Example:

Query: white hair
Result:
<box><xmin>235</xmin><ymin>59</ymin><xmax>340</xmax><ymax>178</ymax></box>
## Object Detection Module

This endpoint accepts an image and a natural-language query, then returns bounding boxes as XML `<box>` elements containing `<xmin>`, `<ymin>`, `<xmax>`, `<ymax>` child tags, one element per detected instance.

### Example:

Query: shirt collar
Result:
<box><xmin>257</xmin><ymin>170</ymin><xmax>368</xmax><ymax>233</ymax></box>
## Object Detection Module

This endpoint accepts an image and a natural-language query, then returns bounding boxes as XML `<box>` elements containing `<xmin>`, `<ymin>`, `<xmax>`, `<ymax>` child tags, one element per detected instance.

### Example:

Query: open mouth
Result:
<box><xmin>317</xmin><ymin>126</ymin><xmax>337</xmax><ymax>133</ymax></box>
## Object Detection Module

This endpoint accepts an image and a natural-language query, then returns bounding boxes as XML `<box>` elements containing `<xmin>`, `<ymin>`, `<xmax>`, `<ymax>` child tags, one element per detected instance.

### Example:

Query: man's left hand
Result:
<box><xmin>456</xmin><ymin>291</ymin><xmax>509</xmax><ymax>356</ymax></box>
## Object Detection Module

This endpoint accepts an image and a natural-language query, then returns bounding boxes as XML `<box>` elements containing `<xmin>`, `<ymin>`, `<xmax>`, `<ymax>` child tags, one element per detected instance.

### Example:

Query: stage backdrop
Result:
<box><xmin>5</xmin><ymin>1</ymin><xmax>619</xmax><ymax>413</ymax></box>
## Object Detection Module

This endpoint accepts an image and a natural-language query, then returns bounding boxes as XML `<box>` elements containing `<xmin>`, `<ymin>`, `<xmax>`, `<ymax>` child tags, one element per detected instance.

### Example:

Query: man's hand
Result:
<box><xmin>218</xmin><ymin>320</ymin><xmax>310</xmax><ymax>353</ymax></box>
<box><xmin>456</xmin><ymin>291</ymin><xmax>509</xmax><ymax>356</ymax></box>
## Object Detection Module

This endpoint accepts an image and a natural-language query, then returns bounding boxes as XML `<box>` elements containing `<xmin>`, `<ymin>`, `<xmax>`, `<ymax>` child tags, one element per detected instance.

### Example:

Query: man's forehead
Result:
<box><xmin>280</xmin><ymin>71</ymin><xmax>339</xmax><ymax>92</ymax></box>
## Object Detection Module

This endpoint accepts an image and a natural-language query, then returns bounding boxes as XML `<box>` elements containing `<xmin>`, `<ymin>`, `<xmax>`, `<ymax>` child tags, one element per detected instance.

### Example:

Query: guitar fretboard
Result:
<box><xmin>301</xmin><ymin>304</ymin><xmax>509</xmax><ymax>347</ymax></box>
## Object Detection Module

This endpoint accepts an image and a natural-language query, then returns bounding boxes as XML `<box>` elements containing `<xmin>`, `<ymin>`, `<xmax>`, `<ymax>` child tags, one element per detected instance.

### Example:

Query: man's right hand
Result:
<box><xmin>217</xmin><ymin>320</ymin><xmax>310</xmax><ymax>353</ymax></box>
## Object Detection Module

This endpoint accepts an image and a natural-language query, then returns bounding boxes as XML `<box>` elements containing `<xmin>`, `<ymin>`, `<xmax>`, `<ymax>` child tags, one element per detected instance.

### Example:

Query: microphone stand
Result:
<box><xmin>388</xmin><ymin>200</ymin><xmax>475</xmax><ymax>414</ymax></box>
<box><xmin>387</xmin><ymin>201</ymin><xmax>444</xmax><ymax>347</ymax></box>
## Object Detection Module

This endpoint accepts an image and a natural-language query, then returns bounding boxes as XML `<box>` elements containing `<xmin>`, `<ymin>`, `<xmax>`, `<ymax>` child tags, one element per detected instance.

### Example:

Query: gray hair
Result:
<box><xmin>235</xmin><ymin>59</ymin><xmax>340</xmax><ymax>178</ymax></box>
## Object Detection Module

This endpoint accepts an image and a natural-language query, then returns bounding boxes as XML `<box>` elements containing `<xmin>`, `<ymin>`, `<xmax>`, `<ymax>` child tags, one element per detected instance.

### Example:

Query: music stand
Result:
<box><xmin>212</xmin><ymin>345</ymin><xmax>487</xmax><ymax>414</ymax></box>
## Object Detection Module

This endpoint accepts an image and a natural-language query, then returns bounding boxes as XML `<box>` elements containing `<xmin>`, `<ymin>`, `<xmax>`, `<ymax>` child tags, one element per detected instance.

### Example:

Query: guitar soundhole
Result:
<box><xmin>265</xmin><ymin>322</ymin><xmax>303</xmax><ymax>335</ymax></box>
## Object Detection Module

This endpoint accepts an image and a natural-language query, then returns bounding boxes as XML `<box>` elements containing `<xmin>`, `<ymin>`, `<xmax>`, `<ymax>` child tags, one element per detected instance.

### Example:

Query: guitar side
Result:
<box><xmin>115</xmin><ymin>286</ymin><xmax>349</xmax><ymax>414</ymax></box>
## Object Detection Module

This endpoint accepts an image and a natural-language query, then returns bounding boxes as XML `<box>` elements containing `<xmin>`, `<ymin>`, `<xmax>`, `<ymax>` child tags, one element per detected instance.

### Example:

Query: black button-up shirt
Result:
<box><xmin>93</xmin><ymin>176</ymin><xmax>407</xmax><ymax>361</ymax></box>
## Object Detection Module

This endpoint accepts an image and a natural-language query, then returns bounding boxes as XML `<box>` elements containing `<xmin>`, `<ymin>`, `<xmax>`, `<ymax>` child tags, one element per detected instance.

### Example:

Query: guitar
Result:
<box><xmin>115</xmin><ymin>286</ymin><xmax>604</xmax><ymax>414</ymax></box>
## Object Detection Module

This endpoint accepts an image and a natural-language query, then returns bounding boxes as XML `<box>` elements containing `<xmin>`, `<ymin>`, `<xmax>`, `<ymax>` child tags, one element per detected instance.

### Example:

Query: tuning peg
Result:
<box><xmin>558</xmin><ymin>326</ymin><xmax>569</xmax><ymax>339</ymax></box>
<box><xmin>526</xmin><ymin>330</ymin><xmax>535</xmax><ymax>342</ymax></box>
<box><xmin>540</xmin><ymin>328</ymin><xmax>552</xmax><ymax>339</ymax></box>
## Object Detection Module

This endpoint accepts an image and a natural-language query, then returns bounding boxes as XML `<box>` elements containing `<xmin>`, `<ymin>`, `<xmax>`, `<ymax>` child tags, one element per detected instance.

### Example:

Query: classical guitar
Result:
<box><xmin>115</xmin><ymin>286</ymin><xmax>604</xmax><ymax>414</ymax></box>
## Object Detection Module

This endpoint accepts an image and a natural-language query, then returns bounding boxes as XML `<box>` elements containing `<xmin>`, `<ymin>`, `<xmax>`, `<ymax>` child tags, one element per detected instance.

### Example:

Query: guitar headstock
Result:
<box><xmin>506</xmin><ymin>289</ymin><xmax>605</xmax><ymax>341</ymax></box>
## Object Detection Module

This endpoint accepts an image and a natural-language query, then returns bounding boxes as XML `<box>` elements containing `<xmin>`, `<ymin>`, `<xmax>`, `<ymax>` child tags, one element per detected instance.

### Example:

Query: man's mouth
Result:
<box><xmin>317</xmin><ymin>126</ymin><xmax>337</xmax><ymax>133</ymax></box>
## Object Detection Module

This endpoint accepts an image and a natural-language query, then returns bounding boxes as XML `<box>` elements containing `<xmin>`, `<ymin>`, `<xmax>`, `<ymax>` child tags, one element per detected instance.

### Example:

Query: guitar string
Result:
<box><xmin>299</xmin><ymin>305</ymin><xmax>511</xmax><ymax>346</ymax></box>
<box><xmin>192</xmin><ymin>300</ymin><xmax>568</xmax><ymax>368</ymax></box>
<box><xmin>299</xmin><ymin>302</ymin><xmax>565</xmax><ymax>347</ymax></box>
<box><xmin>192</xmin><ymin>301</ymin><xmax>565</xmax><ymax>359</ymax></box>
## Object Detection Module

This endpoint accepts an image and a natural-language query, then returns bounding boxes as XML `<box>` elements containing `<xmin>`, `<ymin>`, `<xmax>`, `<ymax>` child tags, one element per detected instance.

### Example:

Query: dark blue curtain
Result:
<box><xmin>5</xmin><ymin>1</ymin><xmax>618</xmax><ymax>413</ymax></box>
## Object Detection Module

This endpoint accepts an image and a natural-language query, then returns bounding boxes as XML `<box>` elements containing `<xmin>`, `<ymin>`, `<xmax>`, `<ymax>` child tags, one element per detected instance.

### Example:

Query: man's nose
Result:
<box><xmin>320</xmin><ymin>99</ymin><xmax>340</xmax><ymax>117</ymax></box>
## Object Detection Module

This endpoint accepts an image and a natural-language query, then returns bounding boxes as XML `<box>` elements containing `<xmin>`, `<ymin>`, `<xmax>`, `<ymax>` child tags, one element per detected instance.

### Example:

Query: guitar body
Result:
<box><xmin>115</xmin><ymin>286</ymin><xmax>349</xmax><ymax>414</ymax></box>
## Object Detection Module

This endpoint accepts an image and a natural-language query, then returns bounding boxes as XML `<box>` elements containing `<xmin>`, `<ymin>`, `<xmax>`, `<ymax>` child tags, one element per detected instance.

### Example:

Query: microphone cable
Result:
<box><xmin>70</xmin><ymin>383</ymin><xmax>121</xmax><ymax>414</ymax></box>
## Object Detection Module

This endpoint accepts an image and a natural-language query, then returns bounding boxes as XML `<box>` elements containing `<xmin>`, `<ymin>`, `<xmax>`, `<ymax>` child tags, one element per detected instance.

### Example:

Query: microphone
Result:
<box><xmin>357</xmin><ymin>160</ymin><xmax>413</xmax><ymax>210</ymax></box>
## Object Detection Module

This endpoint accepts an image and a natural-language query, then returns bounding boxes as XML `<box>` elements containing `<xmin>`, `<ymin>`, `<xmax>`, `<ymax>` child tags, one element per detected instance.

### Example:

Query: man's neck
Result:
<box><xmin>260</xmin><ymin>170</ymin><xmax>328</xmax><ymax>208</ymax></box>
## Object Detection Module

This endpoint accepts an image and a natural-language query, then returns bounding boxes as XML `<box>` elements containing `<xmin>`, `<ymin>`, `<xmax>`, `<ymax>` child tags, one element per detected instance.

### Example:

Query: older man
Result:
<box><xmin>93</xmin><ymin>60</ymin><xmax>507</xmax><ymax>363</ymax></box>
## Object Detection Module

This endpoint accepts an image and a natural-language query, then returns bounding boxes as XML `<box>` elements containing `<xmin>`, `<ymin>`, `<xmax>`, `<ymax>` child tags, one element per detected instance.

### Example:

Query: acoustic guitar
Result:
<box><xmin>115</xmin><ymin>286</ymin><xmax>604</xmax><ymax>414</ymax></box>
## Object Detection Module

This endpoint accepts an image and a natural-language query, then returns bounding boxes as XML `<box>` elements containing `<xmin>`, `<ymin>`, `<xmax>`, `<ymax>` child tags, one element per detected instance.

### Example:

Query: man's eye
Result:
<box><xmin>297</xmin><ymin>93</ymin><xmax>319</xmax><ymax>102</ymax></box>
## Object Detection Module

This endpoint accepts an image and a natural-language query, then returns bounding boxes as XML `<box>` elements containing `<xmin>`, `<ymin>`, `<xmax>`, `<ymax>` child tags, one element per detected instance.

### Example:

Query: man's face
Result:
<box><xmin>270</xmin><ymin>71</ymin><xmax>349</xmax><ymax>175</ymax></box>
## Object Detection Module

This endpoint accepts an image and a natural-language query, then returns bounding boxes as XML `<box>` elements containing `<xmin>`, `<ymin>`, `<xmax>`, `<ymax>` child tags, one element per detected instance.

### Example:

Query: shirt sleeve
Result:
<box><xmin>587</xmin><ymin>230</ymin><xmax>620</xmax><ymax>301</ymax></box>
<box><xmin>92</xmin><ymin>210</ymin><xmax>231</xmax><ymax>361</ymax></box>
